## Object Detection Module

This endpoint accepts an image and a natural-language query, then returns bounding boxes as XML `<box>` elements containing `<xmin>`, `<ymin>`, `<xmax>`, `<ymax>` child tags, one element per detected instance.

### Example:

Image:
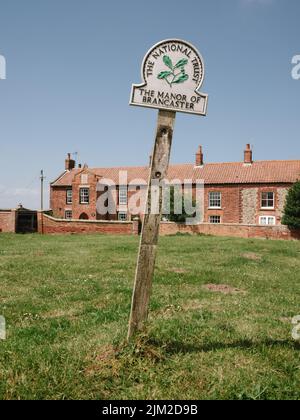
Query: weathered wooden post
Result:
<box><xmin>40</xmin><ymin>170</ymin><xmax>45</xmax><ymax>234</ymax></box>
<box><xmin>128</xmin><ymin>39</ymin><xmax>208</xmax><ymax>339</ymax></box>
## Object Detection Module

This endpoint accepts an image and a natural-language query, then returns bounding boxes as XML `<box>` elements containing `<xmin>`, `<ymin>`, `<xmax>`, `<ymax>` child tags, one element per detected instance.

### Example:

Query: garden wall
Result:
<box><xmin>4</xmin><ymin>211</ymin><xmax>296</xmax><ymax>240</ymax></box>
<box><xmin>0</xmin><ymin>210</ymin><xmax>16</xmax><ymax>233</ymax></box>
<box><xmin>37</xmin><ymin>213</ymin><xmax>139</xmax><ymax>235</ymax></box>
<box><xmin>159</xmin><ymin>221</ymin><xmax>300</xmax><ymax>240</ymax></box>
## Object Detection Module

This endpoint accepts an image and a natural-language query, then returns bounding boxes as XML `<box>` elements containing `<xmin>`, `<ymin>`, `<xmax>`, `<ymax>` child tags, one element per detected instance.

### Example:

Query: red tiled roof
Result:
<box><xmin>51</xmin><ymin>160</ymin><xmax>300</xmax><ymax>187</ymax></box>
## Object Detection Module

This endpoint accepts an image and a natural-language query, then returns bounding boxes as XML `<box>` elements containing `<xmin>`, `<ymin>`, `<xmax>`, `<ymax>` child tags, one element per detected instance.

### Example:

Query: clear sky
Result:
<box><xmin>0</xmin><ymin>0</ymin><xmax>299</xmax><ymax>209</ymax></box>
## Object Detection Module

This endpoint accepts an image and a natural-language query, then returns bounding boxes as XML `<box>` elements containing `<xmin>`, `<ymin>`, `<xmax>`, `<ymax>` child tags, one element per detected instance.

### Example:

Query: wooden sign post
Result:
<box><xmin>128</xmin><ymin>39</ymin><xmax>208</xmax><ymax>339</ymax></box>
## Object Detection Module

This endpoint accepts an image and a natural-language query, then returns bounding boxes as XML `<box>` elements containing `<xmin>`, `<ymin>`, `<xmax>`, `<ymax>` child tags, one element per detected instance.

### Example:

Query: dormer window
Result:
<box><xmin>81</xmin><ymin>174</ymin><xmax>88</xmax><ymax>184</ymax></box>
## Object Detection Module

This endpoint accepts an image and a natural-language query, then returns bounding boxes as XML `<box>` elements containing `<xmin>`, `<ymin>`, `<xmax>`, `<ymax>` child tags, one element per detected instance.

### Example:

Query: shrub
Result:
<box><xmin>282</xmin><ymin>181</ymin><xmax>300</xmax><ymax>229</ymax></box>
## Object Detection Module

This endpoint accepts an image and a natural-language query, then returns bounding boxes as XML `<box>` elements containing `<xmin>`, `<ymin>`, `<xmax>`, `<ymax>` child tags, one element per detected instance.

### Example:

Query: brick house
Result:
<box><xmin>50</xmin><ymin>145</ymin><xmax>300</xmax><ymax>226</ymax></box>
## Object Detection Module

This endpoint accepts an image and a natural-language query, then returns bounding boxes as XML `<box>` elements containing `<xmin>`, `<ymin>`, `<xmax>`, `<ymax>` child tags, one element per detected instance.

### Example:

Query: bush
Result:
<box><xmin>163</xmin><ymin>186</ymin><xmax>196</xmax><ymax>223</ymax></box>
<box><xmin>282</xmin><ymin>181</ymin><xmax>300</xmax><ymax>230</ymax></box>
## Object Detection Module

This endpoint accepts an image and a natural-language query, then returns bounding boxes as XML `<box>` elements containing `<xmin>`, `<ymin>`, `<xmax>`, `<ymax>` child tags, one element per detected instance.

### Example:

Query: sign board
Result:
<box><xmin>130</xmin><ymin>39</ymin><xmax>208</xmax><ymax>116</ymax></box>
<box><xmin>127</xmin><ymin>39</ymin><xmax>208</xmax><ymax>339</ymax></box>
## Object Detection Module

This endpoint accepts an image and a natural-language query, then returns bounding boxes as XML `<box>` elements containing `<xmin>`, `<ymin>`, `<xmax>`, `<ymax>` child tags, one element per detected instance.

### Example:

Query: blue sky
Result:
<box><xmin>0</xmin><ymin>0</ymin><xmax>299</xmax><ymax>209</ymax></box>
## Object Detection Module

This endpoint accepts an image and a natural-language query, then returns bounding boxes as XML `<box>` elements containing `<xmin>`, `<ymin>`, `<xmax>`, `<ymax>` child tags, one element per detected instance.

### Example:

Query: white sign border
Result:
<box><xmin>129</xmin><ymin>38</ymin><xmax>208</xmax><ymax>116</ymax></box>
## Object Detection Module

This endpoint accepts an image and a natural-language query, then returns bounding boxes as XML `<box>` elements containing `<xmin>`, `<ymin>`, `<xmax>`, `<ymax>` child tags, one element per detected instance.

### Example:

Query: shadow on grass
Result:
<box><xmin>145</xmin><ymin>338</ymin><xmax>300</xmax><ymax>355</ymax></box>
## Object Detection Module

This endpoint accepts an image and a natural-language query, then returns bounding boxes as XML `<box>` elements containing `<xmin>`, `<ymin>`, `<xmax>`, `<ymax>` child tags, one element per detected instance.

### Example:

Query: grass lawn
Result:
<box><xmin>0</xmin><ymin>233</ymin><xmax>299</xmax><ymax>400</ymax></box>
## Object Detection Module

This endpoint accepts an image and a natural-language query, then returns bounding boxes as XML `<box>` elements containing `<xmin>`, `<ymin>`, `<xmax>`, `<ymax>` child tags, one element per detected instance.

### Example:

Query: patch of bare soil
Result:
<box><xmin>85</xmin><ymin>345</ymin><xmax>119</xmax><ymax>377</ymax></box>
<box><xmin>152</xmin><ymin>304</ymin><xmax>183</xmax><ymax>319</ymax></box>
<box><xmin>182</xmin><ymin>299</ymin><xmax>203</xmax><ymax>311</ymax></box>
<box><xmin>94</xmin><ymin>345</ymin><xmax>116</xmax><ymax>363</ymax></box>
<box><xmin>242</xmin><ymin>252</ymin><xmax>262</xmax><ymax>261</ymax></box>
<box><xmin>279</xmin><ymin>317</ymin><xmax>292</xmax><ymax>324</ymax></box>
<box><xmin>203</xmin><ymin>284</ymin><xmax>245</xmax><ymax>295</ymax></box>
<box><xmin>34</xmin><ymin>251</ymin><xmax>45</xmax><ymax>257</ymax></box>
<box><xmin>41</xmin><ymin>308</ymin><xmax>79</xmax><ymax>319</ymax></box>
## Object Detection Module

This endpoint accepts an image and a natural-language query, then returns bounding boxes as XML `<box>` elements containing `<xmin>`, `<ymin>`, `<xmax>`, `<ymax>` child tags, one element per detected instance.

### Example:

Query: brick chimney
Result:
<box><xmin>195</xmin><ymin>145</ymin><xmax>204</xmax><ymax>167</ymax></box>
<box><xmin>244</xmin><ymin>144</ymin><xmax>253</xmax><ymax>165</ymax></box>
<box><xmin>65</xmin><ymin>153</ymin><xmax>75</xmax><ymax>171</ymax></box>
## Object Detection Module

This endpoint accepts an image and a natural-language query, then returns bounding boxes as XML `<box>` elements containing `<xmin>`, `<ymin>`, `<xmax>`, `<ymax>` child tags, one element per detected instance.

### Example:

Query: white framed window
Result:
<box><xmin>65</xmin><ymin>211</ymin><xmax>72</xmax><ymax>220</ymax></box>
<box><xmin>209</xmin><ymin>192</ymin><xmax>221</xmax><ymax>208</ymax></box>
<box><xmin>66</xmin><ymin>189</ymin><xmax>72</xmax><ymax>204</ymax></box>
<box><xmin>81</xmin><ymin>174</ymin><xmax>88</xmax><ymax>184</ymax></box>
<box><xmin>209</xmin><ymin>215</ymin><xmax>221</xmax><ymax>224</ymax></box>
<box><xmin>118</xmin><ymin>212</ymin><xmax>127</xmax><ymax>221</ymax></box>
<box><xmin>259</xmin><ymin>216</ymin><xmax>276</xmax><ymax>225</ymax></box>
<box><xmin>80</xmin><ymin>188</ymin><xmax>89</xmax><ymax>204</ymax></box>
<box><xmin>119</xmin><ymin>186</ymin><xmax>128</xmax><ymax>205</ymax></box>
<box><xmin>261</xmin><ymin>192</ymin><xmax>275</xmax><ymax>209</ymax></box>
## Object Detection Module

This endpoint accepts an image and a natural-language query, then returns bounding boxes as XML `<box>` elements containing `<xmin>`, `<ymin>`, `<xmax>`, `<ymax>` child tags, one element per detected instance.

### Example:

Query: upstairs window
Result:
<box><xmin>209</xmin><ymin>192</ymin><xmax>221</xmax><ymax>208</ymax></box>
<box><xmin>66</xmin><ymin>189</ymin><xmax>72</xmax><ymax>204</ymax></box>
<box><xmin>119</xmin><ymin>186</ymin><xmax>128</xmax><ymax>205</ymax></box>
<box><xmin>80</xmin><ymin>188</ymin><xmax>89</xmax><ymax>204</ymax></box>
<box><xmin>261</xmin><ymin>192</ymin><xmax>274</xmax><ymax>209</ymax></box>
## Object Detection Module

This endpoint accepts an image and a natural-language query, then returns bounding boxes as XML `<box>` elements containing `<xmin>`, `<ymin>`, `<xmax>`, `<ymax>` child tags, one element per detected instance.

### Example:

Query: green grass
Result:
<box><xmin>0</xmin><ymin>233</ymin><xmax>299</xmax><ymax>400</ymax></box>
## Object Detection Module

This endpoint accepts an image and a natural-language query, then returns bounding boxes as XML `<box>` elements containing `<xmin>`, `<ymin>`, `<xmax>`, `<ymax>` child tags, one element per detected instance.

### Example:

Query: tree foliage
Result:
<box><xmin>164</xmin><ymin>186</ymin><xmax>195</xmax><ymax>223</ymax></box>
<box><xmin>282</xmin><ymin>181</ymin><xmax>300</xmax><ymax>230</ymax></box>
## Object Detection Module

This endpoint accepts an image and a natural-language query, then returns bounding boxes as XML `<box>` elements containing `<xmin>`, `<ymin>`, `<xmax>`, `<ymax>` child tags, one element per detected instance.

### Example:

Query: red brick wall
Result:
<box><xmin>203</xmin><ymin>185</ymin><xmax>241</xmax><ymax>223</ymax></box>
<box><xmin>51</xmin><ymin>180</ymin><xmax>292</xmax><ymax>225</ymax></box>
<box><xmin>51</xmin><ymin>183</ymin><xmax>146</xmax><ymax>221</ymax></box>
<box><xmin>37</xmin><ymin>213</ymin><xmax>139</xmax><ymax>235</ymax></box>
<box><xmin>37</xmin><ymin>212</ymin><xmax>299</xmax><ymax>240</ymax></box>
<box><xmin>0</xmin><ymin>210</ymin><xmax>16</xmax><ymax>233</ymax></box>
<box><xmin>71</xmin><ymin>169</ymin><xmax>99</xmax><ymax>220</ymax></box>
<box><xmin>51</xmin><ymin>170</ymin><xmax>103</xmax><ymax>220</ymax></box>
<box><xmin>159</xmin><ymin>222</ymin><xmax>300</xmax><ymax>241</ymax></box>
<box><xmin>197</xmin><ymin>183</ymin><xmax>291</xmax><ymax>225</ymax></box>
<box><xmin>50</xmin><ymin>187</ymin><xmax>69</xmax><ymax>218</ymax></box>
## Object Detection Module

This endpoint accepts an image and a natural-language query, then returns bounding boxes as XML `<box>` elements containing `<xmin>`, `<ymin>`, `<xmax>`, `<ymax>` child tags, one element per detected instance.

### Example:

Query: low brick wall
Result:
<box><xmin>0</xmin><ymin>210</ymin><xmax>16</xmax><ymax>233</ymax></box>
<box><xmin>37</xmin><ymin>213</ymin><xmax>139</xmax><ymax>235</ymax></box>
<box><xmin>5</xmin><ymin>211</ymin><xmax>297</xmax><ymax>240</ymax></box>
<box><xmin>159</xmin><ymin>222</ymin><xmax>300</xmax><ymax>240</ymax></box>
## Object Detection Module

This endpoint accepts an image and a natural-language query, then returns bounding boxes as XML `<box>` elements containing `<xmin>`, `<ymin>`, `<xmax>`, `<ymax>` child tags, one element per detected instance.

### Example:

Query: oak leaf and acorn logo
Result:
<box><xmin>157</xmin><ymin>55</ymin><xmax>189</xmax><ymax>87</ymax></box>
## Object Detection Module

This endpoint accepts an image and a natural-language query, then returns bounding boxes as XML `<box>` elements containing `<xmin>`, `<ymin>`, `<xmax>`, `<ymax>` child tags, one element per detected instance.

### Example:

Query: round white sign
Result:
<box><xmin>130</xmin><ymin>39</ymin><xmax>208</xmax><ymax>116</ymax></box>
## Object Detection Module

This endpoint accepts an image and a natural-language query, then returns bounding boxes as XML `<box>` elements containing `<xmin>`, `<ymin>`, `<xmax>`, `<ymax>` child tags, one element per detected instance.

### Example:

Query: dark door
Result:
<box><xmin>79</xmin><ymin>213</ymin><xmax>89</xmax><ymax>220</ymax></box>
<box><xmin>16</xmin><ymin>212</ymin><xmax>38</xmax><ymax>233</ymax></box>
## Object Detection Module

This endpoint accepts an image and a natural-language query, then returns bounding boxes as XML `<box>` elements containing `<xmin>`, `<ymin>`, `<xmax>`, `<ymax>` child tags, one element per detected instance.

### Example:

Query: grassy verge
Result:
<box><xmin>0</xmin><ymin>233</ymin><xmax>299</xmax><ymax>400</ymax></box>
